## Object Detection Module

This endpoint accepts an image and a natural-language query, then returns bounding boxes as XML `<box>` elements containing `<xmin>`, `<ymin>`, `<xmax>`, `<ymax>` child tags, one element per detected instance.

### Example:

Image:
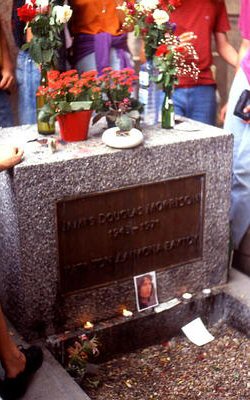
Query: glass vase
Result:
<box><xmin>161</xmin><ymin>88</ymin><xmax>175</xmax><ymax>129</ymax></box>
<box><xmin>36</xmin><ymin>67</ymin><xmax>55</xmax><ymax>135</ymax></box>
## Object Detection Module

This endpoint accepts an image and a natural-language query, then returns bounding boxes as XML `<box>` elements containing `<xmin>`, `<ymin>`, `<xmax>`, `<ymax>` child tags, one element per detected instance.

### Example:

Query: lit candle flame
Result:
<box><xmin>122</xmin><ymin>309</ymin><xmax>133</xmax><ymax>317</ymax></box>
<box><xmin>84</xmin><ymin>321</ymin><xmax>94</xmax><ymax>330</ymax></box>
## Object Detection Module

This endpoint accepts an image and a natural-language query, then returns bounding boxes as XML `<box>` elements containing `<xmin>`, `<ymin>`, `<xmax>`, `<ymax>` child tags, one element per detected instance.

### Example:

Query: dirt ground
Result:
<box><xmin>83</xmin><ymin>322</ymin><xmax>250</xmax><ymax>400</ymax></box>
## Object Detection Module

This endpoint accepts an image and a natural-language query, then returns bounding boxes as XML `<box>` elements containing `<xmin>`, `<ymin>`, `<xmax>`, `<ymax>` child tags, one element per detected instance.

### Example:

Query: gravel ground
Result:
<box><xmin>83</xmin><ymin>322</ymin><xmax>250</xmax><ymax>399</ymax></box>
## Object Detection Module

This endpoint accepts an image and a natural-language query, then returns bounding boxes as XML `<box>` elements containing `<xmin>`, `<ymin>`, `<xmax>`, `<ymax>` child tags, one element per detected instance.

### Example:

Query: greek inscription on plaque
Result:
<box><xmin>57</xmin><ymin>175</ymin><xmax>205</xmax><ymax>293</ymax></box>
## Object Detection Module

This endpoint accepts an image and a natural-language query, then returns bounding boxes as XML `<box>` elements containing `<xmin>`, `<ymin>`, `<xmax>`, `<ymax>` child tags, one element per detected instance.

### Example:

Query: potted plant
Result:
<box><xmin>37</xmin><ymin>69</ymin><xmax>102</xmax><ymax>141</ymax></box>
<box><xmin>94</xmin><ymin>67</ymin><xmax>144</xmax><ymax>149</ymax></box>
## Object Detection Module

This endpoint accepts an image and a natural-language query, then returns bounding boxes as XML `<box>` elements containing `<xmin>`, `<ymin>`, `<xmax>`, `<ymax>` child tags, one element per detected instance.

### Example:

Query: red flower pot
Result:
<box><xmin>57</xmin><ymin>110</ymin><xmax>93</xmax><ymax>142</ymax></box>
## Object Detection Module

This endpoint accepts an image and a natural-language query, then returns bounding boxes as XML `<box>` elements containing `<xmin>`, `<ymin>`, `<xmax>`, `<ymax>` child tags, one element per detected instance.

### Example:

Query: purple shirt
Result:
<box><xmin>239</xmin><ymin>0</ymin><xmax>250</xmax><ymax>82</ymax></box>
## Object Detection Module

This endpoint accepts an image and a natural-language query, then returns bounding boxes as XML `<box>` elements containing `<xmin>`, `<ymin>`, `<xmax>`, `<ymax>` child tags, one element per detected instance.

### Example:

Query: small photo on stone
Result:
<box><xmin>134</xmin><ymin>271</ymin><xmax>159</xmax><ymax>312</ymax></box>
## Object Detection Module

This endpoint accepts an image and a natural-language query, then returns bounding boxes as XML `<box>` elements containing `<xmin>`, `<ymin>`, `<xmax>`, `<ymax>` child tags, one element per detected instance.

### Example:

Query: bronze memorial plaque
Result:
<box><xmin>57</xmin><ymin>175</ymin><xmax>205</xmax><ymax>294</ymax></box>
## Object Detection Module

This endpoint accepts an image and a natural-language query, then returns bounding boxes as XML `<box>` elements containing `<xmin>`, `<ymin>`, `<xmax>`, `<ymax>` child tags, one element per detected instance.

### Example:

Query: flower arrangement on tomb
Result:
<box><xmin>153</xmin><ymin>35</ymin><xmax>199</xmax><ymax>92</ymax></box>
<box><xmin>36</xmin><ymin>69</ymin><xmax>102</xmax><ymax>123</ymax></box>
<box><xmin>118</xmin><ymin>0</ymin><xmax>199</xmax><ymax>129</ymax></box>
<box><xmin>17</xmin><ymin>0</ymin><xmax>73</xmax><ymax>135</ymax></box>
<box><xmin>17</xmin><ymin>0</ymin><xmax>72</xmax><ymax>70</ymax></box>
<box><xmin>119</xmin><ymin>0</ymin><xmax>182</xmax><ymax>60</ymax></box>
<box><xmin>93</xmin><ymin>67</ymin><xmax>143</xmax><ymax>132</ymax></box>
<box><xmin>67</xmin><ymin>334</ymin><xmax>99</xmax><ymax>378</ymax></box>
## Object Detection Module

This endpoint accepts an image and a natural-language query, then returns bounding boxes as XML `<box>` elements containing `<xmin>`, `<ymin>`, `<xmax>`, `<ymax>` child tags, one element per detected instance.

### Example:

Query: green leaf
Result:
<box><xmin>69</xmin><ymin>101</ymin><xmax>93</xmax><ymax>111</ymax></box>
<box><xmin>134</xmin><ymin>25</ymin><xmax>140</xmax><ymax>37</ymax></box>
<box><xmin>21</xmin><ymin>43</ymin><xmax>30</xmax><ymax>51</ymax></box>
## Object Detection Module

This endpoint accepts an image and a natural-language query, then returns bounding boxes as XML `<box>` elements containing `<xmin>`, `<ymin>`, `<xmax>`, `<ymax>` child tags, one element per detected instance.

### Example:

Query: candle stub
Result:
<box><xmin>122</xmin><ymin>309</ymin><xmax>133</xmax><ymax>317</ymax></box>
<box><xmin>202</xmin><ymin>288</ymin><xmax>211</xmax><ymax>295</ymax></box>
<box><xmin>84</xmin><ymin>321</ymin><xmax>94</xmax><ymax>330</ymax></box>
<box><xmin>182</xmin><ymin>292</ymin><xmax>192</xmax><ymax>300</ymax></box>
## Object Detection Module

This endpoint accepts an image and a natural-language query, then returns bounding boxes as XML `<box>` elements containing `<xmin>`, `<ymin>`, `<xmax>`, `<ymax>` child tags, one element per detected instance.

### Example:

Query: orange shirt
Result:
<box><xmin>69</xmin><ymin>0</ymin><xmax>122</xmax><ymax>36</ymax></box>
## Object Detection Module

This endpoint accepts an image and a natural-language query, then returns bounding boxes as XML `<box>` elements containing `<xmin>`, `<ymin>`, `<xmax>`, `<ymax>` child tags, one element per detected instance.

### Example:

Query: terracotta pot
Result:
<box><xmin>57</xmin><ymin>110</ymin><xmax>93</xmax><ymax>142</ymax></box>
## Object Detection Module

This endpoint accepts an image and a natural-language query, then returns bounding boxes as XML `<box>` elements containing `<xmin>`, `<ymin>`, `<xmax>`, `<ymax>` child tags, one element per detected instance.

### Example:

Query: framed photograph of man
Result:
<box><xmin>134</xmin><ymin>271</ymin><xmax>159</xmax><ymax>312</ymax></box>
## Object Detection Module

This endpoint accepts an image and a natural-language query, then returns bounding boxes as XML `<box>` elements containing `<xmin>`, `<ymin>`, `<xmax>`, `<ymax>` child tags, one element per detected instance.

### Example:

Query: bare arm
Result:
<box><xmin>0</xmin><ymin>22</ymin><xmax>15</xmax><ymax>91</ymax></box>
<box><xmin>0</xmin><ymin>145</ymin><xmax>23</xmax><ymax>171</ymax></box>
<box><xmin>237</xmin><ymin>38</ymin><xmax>250</xmax><ymax>69</ymax></box>
<box><xmin>215</xmin><ymin>32</ymin><xmax>238</xmax><ymax>67</ymax></box>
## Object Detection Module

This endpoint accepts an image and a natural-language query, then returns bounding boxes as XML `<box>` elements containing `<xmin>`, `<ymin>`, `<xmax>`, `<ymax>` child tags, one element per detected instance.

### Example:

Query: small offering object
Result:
<box><xmin>122</xmin><ymin>309</ymin><xmax>133</xmax><ymax>317</ymax></box>
<box><xmin>84</xmin><ymin>321</ymin><xmax>94</xmax><ymax>330</ymax></box>
<box><xmin>182</xmin><ymin>292</ymin><xmax>193</xmax><ymax>300</ymax></box>
<box><xmin>181</xmin><ymin>317</ymin><xmax>214</xmax><ymax>346</ymax></box>
<box><xmin>47</xmin><ymin>138</ymin><xmax>57</xmax><ymax>153</ymax></box>
<box><xmin>202</xmin><ymin>288</ymin><xmax>211</xmax><ymax>295</ymax></box>
<box><xmin>102</xmin><ymin>127</ymin><xmax>143</xmax><ymax>149</ymax></box>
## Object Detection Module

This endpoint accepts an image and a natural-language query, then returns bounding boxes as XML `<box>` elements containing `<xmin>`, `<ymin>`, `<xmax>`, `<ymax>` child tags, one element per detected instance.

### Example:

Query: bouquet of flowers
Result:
<box><xmin>94</xmin><ymin>67</ymin><xmax>143</xmax><ymax>131</ymax></box>
<box><xmin>153</xmin><ymin>35</ymin><xmax>199</xmax><ymax>93</ymax></box>
<box><xmin>37</xmin><ymin>69</ymin><xmax>102</xmax><ymax>123</ymax></box>
<box><xmin>119</xmin><ymin>0</ymin><xmax>182</xmax><ymax>60</ymax></box>
<box><xmin>17</xmin><ymin>0</ymin><xmax>72</xmax><ymax>70</ymax></box>
<box><xmin>67</xmin><ymin>334</ymin><xmax>99</xmax><ymax>378</ymax></box>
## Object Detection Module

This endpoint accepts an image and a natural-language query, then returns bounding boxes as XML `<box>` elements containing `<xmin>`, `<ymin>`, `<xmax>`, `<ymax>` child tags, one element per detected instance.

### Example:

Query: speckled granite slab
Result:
<box><xmin>0</xmin><ymin>120</ymin><xmax>233</xmax><ymax>337</ymax></box>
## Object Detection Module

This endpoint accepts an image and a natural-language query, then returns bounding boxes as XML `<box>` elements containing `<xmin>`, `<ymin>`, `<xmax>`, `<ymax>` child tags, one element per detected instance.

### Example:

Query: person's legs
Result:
<box><xmin>173</xmin><ymin>85</ymin><xmax>217</xmax><ymax>125</ymax></box>
<box><xmin>0</xmin><ymin>91</ymin><xmax>13</xmax><ymax>128</ymax></box>
<box><xmin>16</xmin><ymin>51</ymin><xmax>40</xmax><ymax>125</ymax></box>
<box><xmin>0</xmin><ymin>306</ymin><xmax>25</xmax><ymax>378</ymax></box>
<box><xmin>0</xmin><ymin>305</ymin><xmax>43</xmax><ymax>399</ymax></box>
<box><xmin>172</xmin><ymin>87</ymin><xmax>188</xmax><ymax>117</ymax></box>
<box><xmin>76</xmin><ymin>53</ymin><xmax>97</xmax><ymax>73</ymax></box>
<box><xmin>188</xmin><ymin>85</ymin><xmax>216</xmax><ymax>125</ymax></box>
<box><xmin>224</xmin><ymin>68</ymin><xmax>250</xmax><ymax>249</ymax></box>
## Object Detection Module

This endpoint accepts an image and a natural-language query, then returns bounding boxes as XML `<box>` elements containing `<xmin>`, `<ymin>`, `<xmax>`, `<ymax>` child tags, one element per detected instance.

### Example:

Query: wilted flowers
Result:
<box><xmin>67</xmin><ymin>334</ymin><xmax>99</xmax><ymax>377</ymax></box>
<box><xmin>17</xmin><ymin>0</ymin><xmax>72</xmax><ymax>68</ymax></box>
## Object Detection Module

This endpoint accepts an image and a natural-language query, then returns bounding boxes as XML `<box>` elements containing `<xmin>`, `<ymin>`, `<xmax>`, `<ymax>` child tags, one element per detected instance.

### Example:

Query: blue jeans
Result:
<box><xmin>0</xmin><ymin>90</ymin><xmax>13</xmax><ymax>127</ymax></box>
<box><xmin>172</xmin><ymin>85</ymin><xmax>217</xmax><ymax>126</ymax></box>
<box><xmin>16</xmin><ymin>51</ymin><xmax>41</xmax><ymax>125</ymax></box>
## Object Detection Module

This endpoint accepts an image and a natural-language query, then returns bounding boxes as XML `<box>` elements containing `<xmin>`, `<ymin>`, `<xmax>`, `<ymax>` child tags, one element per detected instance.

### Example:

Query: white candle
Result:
<box><xmin>84</xmin><ymin>321</ymin><xmax>94</xmax><ymax>330</ymax></box>
<box><xmin>122</xmin><ymin>309</ymin><xmax>133</xmax><ymax>317</ymax></box>
<box><xmin>182</xmin><ymin>292</ymin><xmax>193</xmax><ymax>300</ymax></box>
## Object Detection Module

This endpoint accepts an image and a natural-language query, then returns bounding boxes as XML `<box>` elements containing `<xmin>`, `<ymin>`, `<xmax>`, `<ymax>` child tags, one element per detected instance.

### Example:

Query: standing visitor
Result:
<box><xmin>224</xmin><ymin>0</ymin><xmax>250</xmax><ymax>249</ymax></box>
<box><xmin>0</xmin><ymin>21</ymin><xmax>14</xmax><ymax>128</ymax></box>
<box><xmin>68</xmin><ymin>0</ymin><xmax>132</xmax><ymax>74</ymax></box>
<box><xmin>12</xmin><ymin>0</ymin><xmax>40</xmax><ymax>125</ymax></box>
<box><xmin>170</xmin><ymin>0</ymin><xmax>238</xmax><ymax>126</ymax></box>
<box><xmin>0</xmin><ymin>145</ymin><xmax>43</xmax><ymax>400</ymax></box>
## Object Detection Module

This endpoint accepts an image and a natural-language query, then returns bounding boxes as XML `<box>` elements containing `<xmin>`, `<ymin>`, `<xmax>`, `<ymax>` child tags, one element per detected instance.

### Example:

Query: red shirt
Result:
<box><xmin>170</xmin><ymin>0</ymin><xmax>230</xmax><ymax>87</ymax></box>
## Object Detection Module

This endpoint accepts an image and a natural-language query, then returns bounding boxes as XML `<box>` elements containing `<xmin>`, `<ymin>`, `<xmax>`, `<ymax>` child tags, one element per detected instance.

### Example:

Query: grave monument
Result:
<box><xmin>0</xmin><ymin>120</ymin><xmax>233</xmax><ymax>338</ymax></box>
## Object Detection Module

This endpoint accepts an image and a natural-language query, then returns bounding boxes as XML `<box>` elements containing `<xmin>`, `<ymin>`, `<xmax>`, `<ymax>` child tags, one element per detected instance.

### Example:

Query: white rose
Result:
<box><xmin>53</xmin><ymin>5</ymin><xmax>73</xmax><ymax>24</ymax></box>
<box><xmin>140</xmin><ymin>0</ymin><xmax>159</xmax><ymax>11</ymax></box>
<box><xmin>152</xmin><ymin>9</ymin><xmax>169</xmax><ymax>26</ymax></box>
<box><xmin>36</xmin><ymin>0</ymin><xmax>49</xmax><ymax>7</ymax></box>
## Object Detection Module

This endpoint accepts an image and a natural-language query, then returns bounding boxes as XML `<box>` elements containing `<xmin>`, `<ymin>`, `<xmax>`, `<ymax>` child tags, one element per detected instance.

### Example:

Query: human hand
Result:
<box><xmin>0</xmin><ymin>145</ymin><xmax>24</xmax><ymax>171</ymax></box>
<box><xmin>243</xmin><ymin>105</ymin><xmax>250</xmax><ymax>123</ymax></box>
<box><xmin>0</xmin><ymin>66</ymin><xmax>15</xmax><ymax>91</ymax></box>
<box><xmin>219</xmin><ymin>103</ymin><xmax>228</xmax><ymax>123</ymax></box>
<box><xmin>179</xmin><ymin>32</ymin><xmax>197</xmax><ymax>43</ymax></box>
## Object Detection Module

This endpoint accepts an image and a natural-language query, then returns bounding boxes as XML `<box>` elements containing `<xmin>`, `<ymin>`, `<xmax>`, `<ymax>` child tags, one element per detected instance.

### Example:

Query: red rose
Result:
<box><xmin>141</xmin><ymin>28</ymin><xmax>149</xmax><ymax>35</ymax></box>
<box><xmin>145</xmin><ymin>14</ymin><xmax>154</xmax><ymax>24</ymax></box>
<box><xmin>155</xmin><ymin>44</ymin><xmax>169</xmax><ymax>57</ymax></box>
<box><xmin>17</xmin><ymin>4</ymin><xmax>36</xmax><ymax>23</ymax></box>
<box><xmin>176</xmin><ymin>45</ymin><xmax>186</xmax><ymax>54</ymax></box>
